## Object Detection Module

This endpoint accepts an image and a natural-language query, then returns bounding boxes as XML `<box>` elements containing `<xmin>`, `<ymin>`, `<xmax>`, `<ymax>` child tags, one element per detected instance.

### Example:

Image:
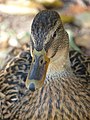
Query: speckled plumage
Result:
<box><xmin>9</xmin><ymin>69</ymin><xmax>90</xmax><ymax>120</ymax></box>
<box><xmin>69</xmin><ymin>50</ymin><xmax>90</xmax><ymax>80</ymax></box>
<box><xmin>0</xmin><ymin>50</ymin><xmax>32</xmax><ymax>119</ymax></box>
<box><xmin>0</xmin><ymin>50</ymin><xmax>90</xmax><ymax>120</ymax></box>
<box><xmin>0</xmin><ymin>10</ymin><xmax>90</xmax><ymax>120</ymax></box>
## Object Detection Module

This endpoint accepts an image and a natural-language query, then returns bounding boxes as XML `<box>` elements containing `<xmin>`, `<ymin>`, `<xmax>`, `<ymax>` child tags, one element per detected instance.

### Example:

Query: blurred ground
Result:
<box><xmin>0</xmin><ymin>0</ymin><xmax>90</xmax><ymax>70</ymax></box>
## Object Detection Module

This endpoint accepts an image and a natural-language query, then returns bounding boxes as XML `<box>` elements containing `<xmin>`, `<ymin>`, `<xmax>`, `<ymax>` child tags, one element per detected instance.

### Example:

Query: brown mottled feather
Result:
<box><xmin>10</xmin><ymin>70</ymin><xmax>90</xmax><ymax>120</ymax></box>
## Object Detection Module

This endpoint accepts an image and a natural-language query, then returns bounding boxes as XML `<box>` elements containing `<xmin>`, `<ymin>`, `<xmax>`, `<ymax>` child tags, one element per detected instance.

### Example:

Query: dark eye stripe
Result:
<box><xmin>45</xmin><ymin>24</ymin><xmax>61</xmax><ymax>52</ymax></box>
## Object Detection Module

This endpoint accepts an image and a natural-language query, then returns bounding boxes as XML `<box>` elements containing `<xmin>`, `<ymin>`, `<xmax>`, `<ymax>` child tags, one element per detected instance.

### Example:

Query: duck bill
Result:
<box><xmin>26</xmin><ymin>49</ymin><xmax>50</xmax><ymax>91</ymax></box>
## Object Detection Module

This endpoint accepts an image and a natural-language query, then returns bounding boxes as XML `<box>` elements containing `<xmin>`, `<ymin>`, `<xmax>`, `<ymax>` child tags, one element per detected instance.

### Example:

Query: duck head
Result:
<box><xmin>26</xmin><ymin>10</ymin><xmax>69</xmax><ymax>91</ymax></box>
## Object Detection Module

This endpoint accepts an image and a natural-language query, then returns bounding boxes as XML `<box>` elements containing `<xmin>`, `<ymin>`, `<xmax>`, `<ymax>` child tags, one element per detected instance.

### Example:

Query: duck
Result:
<box><xmin>0</xmin><ymin>10</ymin><xmax>90</xmax><ymax>120</ymax></box>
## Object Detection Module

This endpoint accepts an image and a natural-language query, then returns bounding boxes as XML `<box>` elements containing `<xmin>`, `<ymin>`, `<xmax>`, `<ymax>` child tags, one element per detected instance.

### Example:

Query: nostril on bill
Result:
<box><xmin>29</xmin><ymin>83</ymin><xmax>35</xmax><ymax>92</ymax></box>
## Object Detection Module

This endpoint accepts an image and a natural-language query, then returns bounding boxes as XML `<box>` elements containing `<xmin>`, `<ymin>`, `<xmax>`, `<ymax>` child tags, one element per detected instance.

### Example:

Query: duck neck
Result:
<box><xmin>46</xmin><ymin>46</ymin><xmax>73</xmax><ymax>78</ymax></box>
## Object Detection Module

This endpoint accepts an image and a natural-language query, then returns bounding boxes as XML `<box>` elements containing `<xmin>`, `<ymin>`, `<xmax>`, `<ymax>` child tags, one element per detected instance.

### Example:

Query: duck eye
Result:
<box><xmin>39</xmin><ymin>57</ymin><xmax>45</xmax><ymax>66</ymax></box>
<box><xmin>53</xmin><ymin>31</ymin><xmax>56</xmax><ymax>38</ymax></box>
<box><xmin>40</xmin><ymin>59</ymin><xmax>43</xmax><ymax>64</ymax></box>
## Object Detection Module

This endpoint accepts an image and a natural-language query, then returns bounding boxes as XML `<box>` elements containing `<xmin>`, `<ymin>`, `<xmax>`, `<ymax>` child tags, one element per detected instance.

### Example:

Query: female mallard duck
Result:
<box><xmin>0</xmin><ymin>10</ymin><xmax>90</xmax><ymax>120</ymax></box>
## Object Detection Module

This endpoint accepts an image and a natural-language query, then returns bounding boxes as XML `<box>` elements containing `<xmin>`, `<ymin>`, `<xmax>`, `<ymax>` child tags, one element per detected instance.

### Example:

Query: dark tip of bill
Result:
<box><xmin>29</xmin><ymin>83</ymin><xmax>35</xmax><ymax>92</ymax></box>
